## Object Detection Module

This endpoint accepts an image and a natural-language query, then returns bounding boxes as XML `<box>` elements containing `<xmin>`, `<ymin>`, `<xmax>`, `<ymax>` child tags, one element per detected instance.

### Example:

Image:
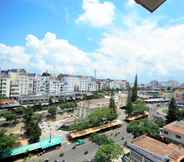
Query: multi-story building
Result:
<box><xmin>0</xmin><ymin>69</ymin><xmax>35</xmax><ymax>98</ymax></box>
<box><xmin>147</xmin><ymin>80</ymin><xmax>161</xmax><ymax>89</ymax></box>
<box><xmin>96</xmin><ymin>79</ymin><xmax>128</xmax><ymax>91</ymax></box>
<box><xmin>128</xmin><ymin>135</ymin><xmax>184</xmax><ymax>162</ymax></box>
<box><xmin>0</xmin><ymin>77</ymin><xmax>10</xmax><ymax>97</ymax></box>
<box><xmin>160</xmin><ymin>80</ymin><xmax>180</xmax><ymax>89</ymax></box>
<box><xmin>109</xmin><ymin>80</ymin><xmax>128</xmax><ymax>90</ymax></box>
<box><xmin>49</xmin><ymin>77</ymin><xmax>63</xmax><ymax>96</ymax></box>
<box><xmin>35</xmin><ymin>72</ymin><xmax>63</xmax><ymax>96</ymax></box>
<box><xmin>174</xmin><ymin>87</ymin><xmax>184</xmax><ymax>106</ymax></box>
<box><xmin>161</xmin><ymin>121</ymin><xmax>184</xmax><ymax>145</ymax></box>
<box><xmin>58</xmin><ymin>74</ymin><xmax>96</xmax><ymax>93</ymax></box>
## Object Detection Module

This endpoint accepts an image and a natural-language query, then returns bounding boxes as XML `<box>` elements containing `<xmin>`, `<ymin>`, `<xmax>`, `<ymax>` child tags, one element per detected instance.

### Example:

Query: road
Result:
<box><xmin>28</xmin><ymin>139</ymin><xmax>99</xmax><ymax>162</ymax></box>
<box><xmin>27</xmin><ymin>96</ymin><xmax>132</xmax><ymax>162</ymax></box>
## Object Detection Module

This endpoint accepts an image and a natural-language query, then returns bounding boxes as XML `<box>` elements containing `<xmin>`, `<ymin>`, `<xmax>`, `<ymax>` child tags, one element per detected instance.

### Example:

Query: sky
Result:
<box><xmin>0</xmin><ymin>0</ymin><xmax>184</xmax><ymax>83</ymax></box>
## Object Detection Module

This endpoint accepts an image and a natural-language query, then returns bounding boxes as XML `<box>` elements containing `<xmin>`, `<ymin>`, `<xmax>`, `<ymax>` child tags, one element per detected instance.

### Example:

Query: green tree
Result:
<box><xmin>23</xmin><ymin>108</ymin><xmax>41</xmax><ymax>143</ymax></box>
<box><xmin>166</xmin><ymin>97</ymin><xmax>178</xmax><ymax>124</ymax></box>
<box><xmin>28</xmin><ymin>120</ymin><xmax>41</xmax><ymax>143</ymax></box>
<box><xmin>0</xmin><ymin>129</ymin><xmax>16</xmax><ymax>153</ymax></box>
<box><xmin>14</xmin><ymin>107</ymin><xmax>24</xmax><ymax>115</ymax></box>
<box><xmin>3</xmin><ymin>111</ymin><xmax>17</xmax><ymax>124</ymax></box>
<box><xmin>23</xmin><ymin>108</ymin><xmax>33</xmax><ymax>124</ymax></box>
<box><xmin>95</xmin><ymin>143</ymin><xmax>122</xmax><ymax>162</ymax></box>
<box><xmin>127</xmin><ymin>119</ymin><xmax>160</xmax><ymax>138</ymax></box>
<box><xmin>125</xmin><ymin>86</ymin><xmax>133</xmax><ymax>116</ymax></box>
<box><xmin>131</xmin><ymin>74</ymin><xmax>138</xmax><ymax>102</ymax></box>
<box><xmin>177</xmin><ymin>109</ymin><xmax>184</xmax><ymax>120</ymax></box>
<box><xmin>48</xmin><ymin>106</ymin><xmax>57</xmax><ymax>118</ymax></box>
<box><xmin>133</xmin><ymin>100</ymin><xmax>148</xmax><ymax>114</ymax></box>
<box><xmin>49</xmin><ymin>97</ymin><xmax>53</xmax><ymax>105</ymax></box>
<box><xmin>69</xmin><ymin>108</ymin><xmax>117</xmax><ymax>131</ymax></box>
<box><xmin>90</xmin><ymin>134</ymin><xmax>113</xmax><ymax>145</ymax></box>
<box><xmin>109</xmin><ymin>91</ymin><xmax>116</xmax><ymax>112</ymax></box>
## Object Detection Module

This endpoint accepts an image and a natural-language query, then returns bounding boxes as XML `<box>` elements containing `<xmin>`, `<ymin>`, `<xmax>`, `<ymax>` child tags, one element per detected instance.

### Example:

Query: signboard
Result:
<box><xmin>135</xmin><ymin>0</ymin><xmax>167</xmax><ymax>12</ymax></box>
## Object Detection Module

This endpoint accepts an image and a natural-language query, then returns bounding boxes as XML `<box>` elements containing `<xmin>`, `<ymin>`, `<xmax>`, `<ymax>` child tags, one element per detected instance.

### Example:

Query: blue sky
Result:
<box><xmin>0</xmin><ymin>0</ymin><xmax>184</xmax><ymax>83</ymax></box>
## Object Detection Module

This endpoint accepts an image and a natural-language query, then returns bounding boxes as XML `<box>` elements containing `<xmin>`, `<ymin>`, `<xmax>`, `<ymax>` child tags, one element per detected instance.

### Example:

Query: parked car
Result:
<box><xmin>74</xmin><ymin>139</ymin><xmax>85</xmax><ymax>145</ymax></box>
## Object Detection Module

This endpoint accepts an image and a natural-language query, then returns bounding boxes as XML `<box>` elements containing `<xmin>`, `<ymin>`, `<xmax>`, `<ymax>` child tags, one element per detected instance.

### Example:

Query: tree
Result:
<box><xmin>133</xmin><ymin>100</ymin><xmax>148</xmax><ymax>114</ymax></box>
<box><xmin>177</xmin><ymin>109</ymin><xmax>184</xmax><ymax>120</ymax></box>
<box><xmin>69</xmin><ymin>108</ymin><xmax>117</xmax><ymax>131</ymax></box>
<box><xmin>131</xmin><ymin>74</ymin><xmax>138</xmax><ymax>102</ymax></box>
<box><xmin>23</xmin><ymin>108</ymin><xmax>33</xmax><ymax>124</ymax></box>
<box><xmin>127</xmin><ymin>119</ymin><xmax>160</xmax><ymax>138</ymax></box>
<box><xmin>49</xmin><ymin>97</ymin><xmax>53</xmax><ymax>105</ymax></box>
<box><xmin>0</xmin><ymin>129</ymin><xmax>16</xmax><ymax>153</ymax></box>
<box><xmin>166</xmin><ymin>97</ymin><xmax>178</xmax><ymax>124</ymax></box>
<box><xmin>14</xmin><ymin>107</ymin><xmax>24</xmax><ymax>115</ymax></box>
<box><xmin>23</xmin><ymin>108</ymin><xmax>41</xmax><ymax>143</ymax></box>
<box><xmin>28</xmin><ymin>120</ymin><xmax>41</xmax><ymax>143</ymax></box>
<box><xmin>95</xmin><ymin>143</ymin><xmax>122</xmax><ymax>162</ymax></box>
<box><xmin>90</xmin><ymin>134</ymin><xmax>113</xmax><ymax>145</ymax></box>
<box><xmin>125</xmin><ymin>86</ymin><xmax>133</xmax><ymax>116</ymax></box>
<box><xmin>48</xmin><ymin>106</ymin><xmax>57</xmax><ymax>118</ymax></box>
<box><xmin>3</xmin><ymin>111</ymin><xmax>16</xmax><ymax>123</ymax></box>
<box><xmin>109</xmin><ymin>91</ymin><xmax>116</xmax><ymax>112</ymax></box>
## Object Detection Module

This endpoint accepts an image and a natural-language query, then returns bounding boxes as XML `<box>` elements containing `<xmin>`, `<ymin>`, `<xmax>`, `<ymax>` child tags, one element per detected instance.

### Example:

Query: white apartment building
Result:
<box><xmin>109</xmin><ymin>80</ymin><xmax>128</xmax><ymax>90</ymax></box>
<box><xmin>0</xmin><ymin>77</ymin><xmax>11</xmax><ymax>97</ymax></box>
<box><xmin>161</xmin><ymin>121</ymin><xmax>184</xmax><ymax>145</ymax></box>
<box><xmin>0</xmin><ymin>69</ymin><xmax>97</xmax><ymax>98</ymax></box>
<box><xmin>35</xmin><ymin>73</ymin><xmax>63</xmax><ymax>96</ymax></box>
<box><xmin>0</xmin><ymin>69</ymin><xmax>35</xmax><ymax>98</ymax></box>
<box><xmin>49</xmin><ymin>77</ymin><xmax>63</xmax><ymax>96</ymax></box>
<box><xmin>59</xmin><ymin>74</ymin><xmax>96</xmax><ymax>93</ymax></box>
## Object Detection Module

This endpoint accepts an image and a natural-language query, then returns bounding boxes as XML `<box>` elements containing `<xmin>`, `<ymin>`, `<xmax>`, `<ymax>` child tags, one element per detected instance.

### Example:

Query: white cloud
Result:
<box><xmin>127</xmin><ymin>0</ymin><xmax>136</xmax><ymax>7</ymax></box>
<box><xmin>76</xmin><ymin>0</ymin><xmax>115</xmax><ymax>27</ymax></box>
<box><xmin>0</xmin><ymin>32</ymin><xmax>92</xmax><ymax>75</ymax></box>
<box><xmin>96</xmin><ymin>16</ymin><xmax>184</xmax><ymax>79</ymax></box>
<box><xmin>0</xmin><ymin>44</ymin><xmax>30</xmax><ymax>68</ymax></box>
<box><xmin>1</xmin><ymin>17</ymin><xmax>184</xmax><ymax>81</ymax></box>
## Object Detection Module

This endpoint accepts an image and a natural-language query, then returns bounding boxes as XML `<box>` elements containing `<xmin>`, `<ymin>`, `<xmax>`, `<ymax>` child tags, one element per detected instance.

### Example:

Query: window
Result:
<box><xmin>164</xmin><ymin>131</ymin><xmax>168</xmax><ymax>134</ymax></box>
<box><xmin>176</xmin><ymin>135</ymin><xmax>181</xmax><ymax>139</ymax></box>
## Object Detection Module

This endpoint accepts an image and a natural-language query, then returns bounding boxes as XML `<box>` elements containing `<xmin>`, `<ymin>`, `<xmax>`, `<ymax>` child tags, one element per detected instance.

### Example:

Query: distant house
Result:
<box><xmin>161</xmin><ymin>121</ymin><xmax>184</xmax><ymax>145</ymax></box>
<box><xmin>174</xmin><ymin>87</ymin><xmax>184</xmax><ymax>106</ymax></box>
<box><xmin>127</xmin><ymin>135</ymin><xmax>184</xmax><ymax>162</ymax></box>
<box><xmin>0</xmin><ymin>99</ymin><xmax>20</xmax><ymax>109</ymax></box>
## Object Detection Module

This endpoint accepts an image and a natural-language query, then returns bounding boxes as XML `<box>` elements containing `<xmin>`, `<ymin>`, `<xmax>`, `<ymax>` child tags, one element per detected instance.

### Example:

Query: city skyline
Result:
<box><xmin>0</xmin><ymin>68</ymin><xmax>182</xmax><ymax>86</ymax></box>
<box><xmin>1</xmin><ymin>0</ymin><xmax>184</xmax><ymax>82</ymax></box>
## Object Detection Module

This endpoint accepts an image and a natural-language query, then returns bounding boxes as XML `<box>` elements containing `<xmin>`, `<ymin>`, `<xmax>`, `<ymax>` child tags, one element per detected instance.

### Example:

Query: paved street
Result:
<box><xmin>27</xmin><ymin>108</ymin><xmax>132</xmax><ymax>162</ymax></box>
<box><xmin>28</xmin><ymin>139</ymin><xmax>99</xmax><ymax>162</ymax></box>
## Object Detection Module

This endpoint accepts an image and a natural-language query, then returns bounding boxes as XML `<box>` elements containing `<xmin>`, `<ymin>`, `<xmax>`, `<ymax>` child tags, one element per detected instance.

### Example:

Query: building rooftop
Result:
<box><xmin>164</xmin><ymin>121</ymin><xmax>184</xmax><ymax>135</ymax></box>
<box><xmin>1</xmin><ymin>136</ymin><xmax>63</xmax><ymax>159</ymax></box>
<box><xmin>130</xmin><ymin>135</ymin><xmax>184</xmax><ymax>162</ymax></box>
<box><xmin>0</xmin><ymin>99</ymin><xmax>17</xmax><ymax>105</ymax></box>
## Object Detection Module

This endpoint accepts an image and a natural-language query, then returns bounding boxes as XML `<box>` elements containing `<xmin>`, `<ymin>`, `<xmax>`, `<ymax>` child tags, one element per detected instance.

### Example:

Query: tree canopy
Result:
<box><xmin>166</xmin><ymin>97</ymin><xmax>178</xmax><ymax>124</ymax></box>
<box><xmin>125</xmin><ymin>86</ymin><xmax>134</xmax><ymax>115</ymax></box>
<box><xmin>23</xmin><ymin>108</ymin><xmax>41</xmax><ymax>143</ymax></box>
<box><xmin>131</xmin><ymin>74</ymin><xmax>138</xmax><ymax>102</ymax></box>
<box><xmin>109</xmin><ymin>91</ymin><xmax>116</xmax><ymax>113</ymax></box>
<box><xmin>95</xmin><ymin>143</ymin><xmax>122</xmax><ymax>162</ymax></box>
<box><xmin>70</xmin><ymin>108</ymin><xmax>117</xmax><ymax>131</ymax></box>
<box><xmin>48</xmin><ymin>106</ymin><xmax>57</xmax><ymax>118</ymax></box>
<box><xmin>0</xmin><ymin>130</ymin><xmax>16</xmax><ymax>153</ymax></box>
<box><xmin>127</xmin><ymin>119</ymin><xmax>160</xmax><ymax>138</ymax></box>
<box><xmin>90</xmin><ymin>133</ymin><xmax>113</xmax><ymax>145</ymax></box>
<box><xmin>3</xmin><ymin>111</ymin><xmax>16</xmax><ymax>123</ymax></box>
